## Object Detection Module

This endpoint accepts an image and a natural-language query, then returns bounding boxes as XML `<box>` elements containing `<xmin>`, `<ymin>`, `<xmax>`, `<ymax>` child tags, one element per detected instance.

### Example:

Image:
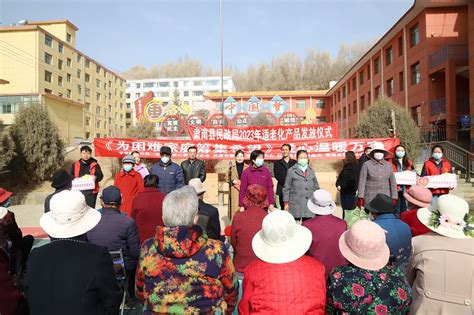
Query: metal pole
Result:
<box><xmin>220</xmin><ymin>0</ymin><xmax>224</xmax><ymax>114</ymax></box>
<box><xmin>391</xmin><ymin>109</ymin><xmax>396</xmax><ymax>138</ymax></box>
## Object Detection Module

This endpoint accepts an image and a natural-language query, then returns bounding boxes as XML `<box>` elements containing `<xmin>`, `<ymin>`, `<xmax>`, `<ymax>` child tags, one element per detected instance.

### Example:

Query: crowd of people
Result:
<box><xmin>0</xmin><ymin>142</ymin><xmax>473</xmax><ymax>315</ymax></box>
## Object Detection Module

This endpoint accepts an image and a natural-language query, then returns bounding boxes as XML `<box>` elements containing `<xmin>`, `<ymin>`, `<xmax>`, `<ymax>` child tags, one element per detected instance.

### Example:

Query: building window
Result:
<box><xmin>342</xmin><ymin>86</ymin><xmax>346</xmax><ymax>98</ymax></box>
<box><xmin>206</xmin><ymin>80</ymin><xmax>219</xmax><ymax>86</ymax></box>
<box><xmin>77</xmin><ymin>69</ymin><xmax>81</xmax><ymax>79</ymax></box>
<box><xmin>126</xmin><ymin>113</ymin><xmax>131</xmax><ymax>119</ymax></box>
<box><xmin>353</xmin><ymin>101</ymin><xmax>357</xmax><ymax>114</ymax></box>
<box><xmin>77</xmin><ymin>54</ymin><xmax>81</xmax><ymax>63</ymax></box>
<box><xmin>359</xmin><ymin>71</ymin><xmax>364</xmax><ymax>84</ymax></box>
<box><xmin>85</xmin><ymin>88</ymin><xmax>90</xmax><ymax>97</ymax></box>
<box><xmin>44</xmin><ymin>88</ymin><xmax>52</xmax><ymax>94</ymax></box>
<box><xmin>352</xmin><ymin>77</ymin><xmax>356</xmax><ymax>91</ymax></box>
<box><xmin>367</xmin><ymin>64</ymin><xmax>371</xmax><ymax>79</ymax></box>
<box><xmin>360</xmin><ymin>95</ymin><xmax>365</xmax><ymax>111</ymax></box>
<box><xmin>58</xmin><ymin>59</ymin><xmax>63</xmax><ymax>70</ymax></box>
<box><xmin>368</xmin><ymin>91</ymin><xmax>371</xmax><ymax>105</ymax></box>
<box><xmin>58</xmin><ymin>76</ymin><xmax>63</xmax><ymax>86</ymax></box>
<box><xmin>411</xmin><ymin>62</ymin><xmax>421</xmax><ymax>85</ymax></box>
<box><xmin>348</xmin><ymin>104</ymin><xmax>351</xmax><ymax>116</ymax></box>
<box><xmin>85</xmin><ymin>73</ymin><xmax>90</xmax><ymax>83</ymax></box>
<box><xmin>343</xmin><ymin>107</ymin><xmax>346</xmax><ymax>119</ymax></box>
<box><xmin>410</xmin><ymin>24</ymin><xmax>419</xmax><ymax>47</ymax></box>
<box><xmin>194</xmin><ymin>81</ymin><xmax>203</xmax><ymax>87</ymax></box>
<box><xmin>143</xmin><ymin>82</ymin><xmax>154</xmax><ymax>88</ymax></box>
<box><xmin>67</xmin><ymin>73</ymin><xmax>71</xmax><ymax>83</ymax></box>
<box><xmin>45</xmin><ymin>35</ymin><xmax>52</xmax><ymax>47</ymax></box>
<box><xmin>67</xmin><ymin>58</ymin><xmax>71</xmax><ymax>67</ymax></box>
<box><xmin>58</xmin><ymin>42</ymin><xmax>63</xmax><ymax>53</ymax></box>
<box><xmin>44</xmin><ymin>52</ymin><xmax>52</xmax><ymax>65</ymax></box>
<box><xmin>125</xmin><ymin>93</ymin><xmax>131</xmax><ymax>99</ymax></box>
<box><xmin>44</xmin><ymin>70</ymin><xmax>52</xmax><ymax>83</ymax></box>
<box><xmin>316</xmin><ymin>99</ymin><xmax>325</xmax><ymax>108</ymax></box>
<box><xmin>66</xmin><ymin>33</ymin><xmax>72</xmax><ymax>43</ymax></box>
<box><xmin>158</xmin><ymin>82</ymin><xmax>170</xmax><ymax>88</ymax></box>
<box><xmin>192</xmin><ymin>91</ymin><xmax>203</xmax><ymax>97</ymax></box>
<box><xmin>374</xmin><ymin>57</ymin><xmax>380</xmax><ymax>74</ymax></box>
<box><xmin>386</xmin><ymin>78</ymin><xmax>394</xmax><ymax>97</ymax></box>
<box><xmin>399</xmin><ymin>71</ymin><xmax>404</xmax><ymax>91</ymax></box>
<box><xmin>96</xmin><ymin>79</ymin><xmax>101</xmax><ymax>88</ymax></box>
<box><xmin>173</xmin><ymin>81</ymin><xmax>179</xmax><ymax>87</ymax></box>
<box><xmin>66</xmin><ymin>89</ymin><xmax>71</xmax><ymax>98</ymax></box>
<box><xmin>135</xmin><ymin>83</ymin><xmax>141</xmax><ymax>89</ymax></box>
<box><xmin>398</xmin><ymin>36</ymin><xmax>403</xmax><ymax>56</ymax></box>
<box><xmin>135</xmin><ymin>93</ymin><xmax>140</xmax><ymax>98</ymax></box>
<box><xmin>375</xmin><ymin>86</ymin><xmax>381</xmax><ymax>98</ymax></box>
<box><xmin>85</xmin><ymin>117</ymin><xmax>90</xmax><ymax>126</ymax></box>
<box><xmin>316</xmin><ymin>116</ymin><xmax>327</xmax><ymax>123</ymax></box>
<box><xmin>296</xmin><ymin>100</ymin><xmax>306</xmax><ymax>109</ymax></box>
<box><xmin>183</xmin><ymin>91</ymin><xmax>189</xmax><ymax>97</ymax></box>
<box><xmin>386</xmin><ymin>46</ymin><xmax>393</xmax><ymax>65</ymax></box>
<box><xmin>96</xmin><ymin>93</ymin><xmax>101</xmax><ymax>101</ymax></box>
<box><xmin>85</xmin><ymin>59</ymin><xmax>90</xmax><ymax>68</ymax></box>
<box><xmin>78</xmin><ymin>84</ymin><xmax>82</xmax><ymax>95</ymax></box>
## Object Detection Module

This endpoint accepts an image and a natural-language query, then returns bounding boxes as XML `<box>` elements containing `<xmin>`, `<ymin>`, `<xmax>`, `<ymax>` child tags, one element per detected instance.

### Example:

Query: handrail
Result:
<box><xmin>425</xmin><ymin>140</ymin><xmax>473</xmax><ymax>182</ymax></box>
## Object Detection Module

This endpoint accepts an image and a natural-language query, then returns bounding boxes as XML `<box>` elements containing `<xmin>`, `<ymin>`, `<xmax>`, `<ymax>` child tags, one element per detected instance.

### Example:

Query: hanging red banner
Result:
<box><xmin>187</xmin><ymin>123</ymin><xmax>338</xmax><ymax>143</ymax></box>
<box><xmin>93</xmin><ymin>137</ymin><xmax>399</xmax><ymax>160</ymax></box>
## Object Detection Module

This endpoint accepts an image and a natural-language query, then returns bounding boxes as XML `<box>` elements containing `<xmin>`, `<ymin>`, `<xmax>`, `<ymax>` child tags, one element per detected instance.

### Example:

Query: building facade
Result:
<box><xmin>205</xmin><ymin>90</ymin><xmax>330</xmax><ymax>124</ymax></box>
<box><xmin>327</xmin><ymin>0</ymin><xmax>473</xmax><ymax>150</ymax></box>
<box><xmin>125</xmin><ymin>76</ymin><xmax>235</xmax><ymax>127</ymax></box>
<box><xmin>0</xmin><ymin>20</ymin><xmax>127</xmax><ymax>144</ymax></box>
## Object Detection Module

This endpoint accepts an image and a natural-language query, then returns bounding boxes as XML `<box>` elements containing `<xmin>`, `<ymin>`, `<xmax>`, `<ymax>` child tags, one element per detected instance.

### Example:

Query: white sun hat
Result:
<box><xmin>252</xmin><ymin>210</ymin><xmax>312</xmax><ymax>264</ymax></box>
<box><xmin>40</xmin><ymin>190</ymin><xmax>101</xmax><ymax>238</ymax></box>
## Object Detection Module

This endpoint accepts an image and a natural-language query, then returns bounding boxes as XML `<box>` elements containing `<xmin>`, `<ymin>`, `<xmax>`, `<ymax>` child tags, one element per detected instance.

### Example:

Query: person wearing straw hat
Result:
<box><xmin>357</xmin><ymin>142</ymin><xmax>398</xmax><ymax>208</ymax></box>
<box><xmin>303</xmin><ymin>189</ymin><xmax>348</xmax><ymax>279</ymax></box>
<box><xmin>188</xmin><ymin>178</ymin><xmax>222</xmax><ymax>240</ymax></box>
<box><xmin>238</xmin><ymin>211</ymin><xmax>326</xmax><ymax>314</ymax></box>
<box><xmin>24</xmin><ymin>190</ymin><xmax>121</xmax><ymax>315</ymax></box>
<box><xmin>326</xmin><ymin>220</ymin><xmax>412</xmax><ymax>314</ymax></box>
<box><xmin>407</xmin><ymin>194</ymin><xmax>473</xmax><ymax>315</ymax></box>
<box><xmin>367</xmin><ymin>193</ymin><xmax>412</xmax><ymax>271</ymax></box>
<box><xmin>114</xmin><ymin>154</ymin><xmax>144</xmax><ymax>216</ymax></box>
<box><xmin>399</xmin><ymin>185</ymin><xmax>432</xmax><ymax>237</ymax></box>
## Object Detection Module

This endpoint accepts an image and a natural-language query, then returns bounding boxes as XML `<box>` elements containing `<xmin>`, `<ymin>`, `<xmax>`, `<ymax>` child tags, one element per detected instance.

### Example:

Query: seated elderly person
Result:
<box><xmin>135</xmin><ymin>186</ymin><xmax>238</xmax><ymax>314</ymax></box>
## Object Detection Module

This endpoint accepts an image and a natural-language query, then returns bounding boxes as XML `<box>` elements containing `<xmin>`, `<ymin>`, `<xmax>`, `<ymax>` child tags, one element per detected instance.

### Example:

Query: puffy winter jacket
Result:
<box><xmin>87</xmin><ymin>207</ymin><xmax>140</xmax><ymax>270</ymax></box>
<box><xmin>239</xmin><ymin>256</ymin><xmax>326</xmax><ymax>314</ymax></box>
<box><xmin>151</xmin><ymin>161</ymin><xmax>185</xmax><ymax>194</ymax></box>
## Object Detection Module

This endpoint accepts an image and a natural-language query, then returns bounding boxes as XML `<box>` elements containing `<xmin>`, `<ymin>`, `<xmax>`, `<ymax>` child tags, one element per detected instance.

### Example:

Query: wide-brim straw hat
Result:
<box><xmin>40</xmin><ymin>190</ymin><xmax>101</xmax><ymax>238</ymax></box>
<box><xmin>252</xmin><ymin>210</ymin><xmax>312</xmax><ymax>264</ymax></box>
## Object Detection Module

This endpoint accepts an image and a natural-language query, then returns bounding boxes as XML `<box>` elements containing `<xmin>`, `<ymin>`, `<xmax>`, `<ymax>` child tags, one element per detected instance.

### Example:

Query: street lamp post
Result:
<box><xmin>220</xmin><ymin>0</ymin><xmax>224</xmax><ymax>114</ymax></box>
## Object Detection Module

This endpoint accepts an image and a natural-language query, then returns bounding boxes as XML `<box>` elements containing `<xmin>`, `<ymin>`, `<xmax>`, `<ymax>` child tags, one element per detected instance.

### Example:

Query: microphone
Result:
<box><xmin>229</xmin><ymin>161</ymin><xmax>233</xmax><ymax>170</ymax></box>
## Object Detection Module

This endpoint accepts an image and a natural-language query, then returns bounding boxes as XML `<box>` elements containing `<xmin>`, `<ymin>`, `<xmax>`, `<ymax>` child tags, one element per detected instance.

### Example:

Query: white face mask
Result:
<box><xmin>373</xmin><ymin>152</ymin><xmax>385</xmax><ymax>160</ymax></box>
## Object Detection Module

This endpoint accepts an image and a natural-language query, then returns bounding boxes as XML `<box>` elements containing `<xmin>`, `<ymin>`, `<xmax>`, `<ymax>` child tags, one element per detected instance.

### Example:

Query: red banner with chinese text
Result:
<box><xmin>187</xmin><ymin>123</ymin><xmax>338</xmax><ymax>143</ymax></box>
<box><xmin>93</xmin><ymin>137</ymin><xmax>399</xmax><ymax>160</ymax></box>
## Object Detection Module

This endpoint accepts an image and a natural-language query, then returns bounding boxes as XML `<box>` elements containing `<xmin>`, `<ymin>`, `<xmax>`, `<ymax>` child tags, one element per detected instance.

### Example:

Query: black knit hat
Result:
<box><xmin>51</xmin><ymin>170</ymin><xmax>73</xmax><ymax>189</ymax></box>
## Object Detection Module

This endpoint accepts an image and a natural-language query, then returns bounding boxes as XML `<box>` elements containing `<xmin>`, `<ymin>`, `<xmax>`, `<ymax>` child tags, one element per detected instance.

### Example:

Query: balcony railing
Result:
<box><xmin>430</xmin><ymin>45</ymin><xmax>468</xmax><ymax>69</ymax></box>
<box><xmin>430</xmin><ymin>97</ymin><xmax>446</xmax><ymax>116</ymax></box>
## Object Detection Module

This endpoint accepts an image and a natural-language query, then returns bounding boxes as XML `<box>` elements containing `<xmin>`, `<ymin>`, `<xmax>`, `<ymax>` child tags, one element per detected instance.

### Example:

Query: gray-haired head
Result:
<box><xmin>162</xmin><ymin>186</ymin><xmax>199</xmax><ymax>226</ymax></box>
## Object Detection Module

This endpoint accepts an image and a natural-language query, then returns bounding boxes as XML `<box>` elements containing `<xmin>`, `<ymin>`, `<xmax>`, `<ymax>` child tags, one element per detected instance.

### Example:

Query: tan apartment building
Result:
<box><xmin>0</xmin><ymin>20</ymin><xmax>126</xmax><ymax>144</ymax></box>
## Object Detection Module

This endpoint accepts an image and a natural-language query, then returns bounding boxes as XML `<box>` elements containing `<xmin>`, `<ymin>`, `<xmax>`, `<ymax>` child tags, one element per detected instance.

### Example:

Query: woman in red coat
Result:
<box><xmin>389</xmin><ymin>144</ymin><xmax>415</xmax><ymax>216</ymax></box>
<box><xmin>239</xmin><ymin>211</ymin><xmax>326</xmax><ymax>314</ymax></box>
<box><xmin>420</xmin><ymin>145</ymin><xmax>453</xmax><ymax>205</ymax></box>
<box><xmin>114</xmin><ymin>155</ymin><xmax>144</xmax><ymax>216</ymax></box>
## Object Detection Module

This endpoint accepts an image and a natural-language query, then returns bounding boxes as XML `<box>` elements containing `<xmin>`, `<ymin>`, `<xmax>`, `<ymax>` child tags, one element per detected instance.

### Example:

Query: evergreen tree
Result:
<box><xmin>0</xmin><ymin>126</ymin><xmax>15</xmax><ymax>171</ymax></box>
<box><xmin>355</xmin><ymin>96</ymin><xmax>421</xmax><ymax>160</ymax></box>
<box><xmin>8</xmin><ymin>104</ymin><xmax>64</xmax><ymax>182</ymax></box>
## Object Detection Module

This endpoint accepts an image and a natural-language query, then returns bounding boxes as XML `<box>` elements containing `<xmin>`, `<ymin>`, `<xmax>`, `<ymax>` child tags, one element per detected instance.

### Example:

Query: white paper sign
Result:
<box><xmin>394</xmin><ymin>171</ymin><xmax>417</xmax><ymax>186</ymax></box>
<box><xmin>418</xmin><ymin>174</ymin><xmax>457</xmax><ymax>189</ymax></box>
<box><xmin>71</xmin><ymin>177</ymin><xmax>95</xmax><ymax>191</ymax></box>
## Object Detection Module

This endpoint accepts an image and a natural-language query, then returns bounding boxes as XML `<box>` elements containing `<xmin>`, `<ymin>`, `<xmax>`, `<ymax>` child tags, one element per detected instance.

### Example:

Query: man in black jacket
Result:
<box><xmin>25</xmin><ymin>190</ymin><xmax>121</xmax><ymax>315</ymax></box>
<box><xmin>70</xmin><ymin>145</ymin><xmax>104</xmax><ymax>208</ymax></box>
<box><xmin>188</xmin><ymin>178</ymin><xmax>223</xmax><ymax>241</ymax></box>
<box><xmin>273</xmin><ymin>144</ymin><xmax>297</xmax><ymax>209</ymax></box>
<box><xmin>181</xmin><ymin>146</ymin><xmax>206</xmax><ymax>184</ymax></box>
<box><xmin>358</xmin><ymin>146</ymin><xmax>372</xmax><ymax>168</ymax></box>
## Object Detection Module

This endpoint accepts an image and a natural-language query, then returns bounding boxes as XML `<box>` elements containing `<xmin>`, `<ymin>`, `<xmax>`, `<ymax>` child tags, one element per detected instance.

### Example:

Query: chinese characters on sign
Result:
<box><xmin>94</xmin><ymin>137</ymin><xmax>400</xmax><ymax>160</ymax></box>
<box><xmin>186</xmin><ymin>114</ymin><xmax>206</xmax><ymax>127</ymax></box>
<box><xmin>188</xmin><ymin>123</ymin><xmax>338</xmax><ymax>143</ymax></box>
<box><xmin>280</xmin><ymin>112</ymin><xmax>300</xmax><ymax>126</ymax></box>
<box><xmin>207</xmin><ymin>113</ymin><xmax>229</xmax><ymax>127</ymax></box>
<box><xmin>161</xmin><ymin>115</ymin><xmax>185</xmax><ymax>137</ymax></box>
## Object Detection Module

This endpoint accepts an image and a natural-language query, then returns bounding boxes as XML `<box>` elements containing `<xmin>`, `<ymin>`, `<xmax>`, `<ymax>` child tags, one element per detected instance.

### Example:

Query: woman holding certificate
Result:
<box><xmin>421</xmin><ymin>145</ymin><xmax>453</xmax><ymax>204</ymax></box>
<box><xmin>390</xmin><ymin>145</ymin><xmax>415</xmax><ymax>216</ymax></box>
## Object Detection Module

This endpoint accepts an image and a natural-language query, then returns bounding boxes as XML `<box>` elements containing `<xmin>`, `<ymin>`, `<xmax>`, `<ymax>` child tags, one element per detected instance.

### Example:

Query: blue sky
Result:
<box><xmin>1</xmin><ymin>0</ymin><xmax>413</xmax><ymax>72</ymax></box>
